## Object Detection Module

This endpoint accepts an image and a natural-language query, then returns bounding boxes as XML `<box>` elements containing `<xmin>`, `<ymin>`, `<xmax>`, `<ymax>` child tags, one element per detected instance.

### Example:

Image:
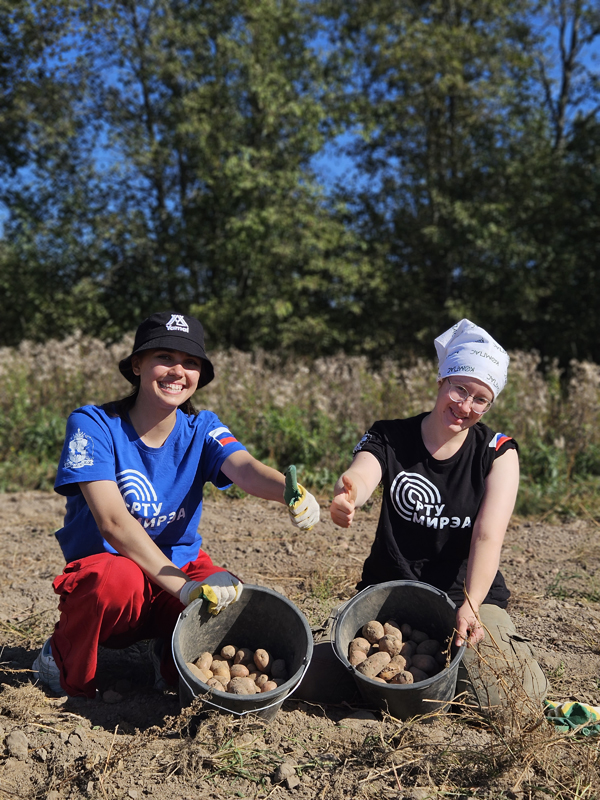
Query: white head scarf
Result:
<box><xmin>434</xmin><ymin>318</ymin><xmax>509</xmax><ymax>399</ymax></box>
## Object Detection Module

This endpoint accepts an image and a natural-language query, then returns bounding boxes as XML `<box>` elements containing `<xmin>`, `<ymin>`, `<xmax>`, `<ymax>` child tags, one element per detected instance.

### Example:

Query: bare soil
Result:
<box><xmin>1</xmin><ymin>491</ymin><xmax>600</xmax><ymax>799</ymax></box>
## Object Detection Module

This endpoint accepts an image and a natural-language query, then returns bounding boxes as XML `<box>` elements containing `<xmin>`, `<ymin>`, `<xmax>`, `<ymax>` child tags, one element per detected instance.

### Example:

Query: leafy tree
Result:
<box><xmin>320</xmin><ymin>0</ymin><xmax>543</xmax><ymax>358</ymax></box>
<box><xmin>2</xmin><ymin>0</ymin><xmax>598</xmax><ymax>365</ymax></box>
<box><xmin>321</xmin><ymin>0</ymin><xmax>600</xmax><ymax>363</ymax></box>
<box><xmin>1</xmin><ymin>0</ymin><xmax>367</xmax><ymax>354</ymax></box>
<box><xmin>0</xmin><ymin>0</ymin><xmax>109</xmax><ymax>345</ymax></box>
<box><xmin>60</xmin><ymin>0</ymin><xmax>365</xmax><ymax>352</ymax></box>
<box><xmin>536</xmin><ymin>0</ymin><xmax>600</xmax><ymax>152</ymax></box>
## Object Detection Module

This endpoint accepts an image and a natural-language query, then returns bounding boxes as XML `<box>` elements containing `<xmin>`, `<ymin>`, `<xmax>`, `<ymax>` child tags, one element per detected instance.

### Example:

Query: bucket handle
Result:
<box><xmin>172</xmin><ymin>608</ymin><xmax>313</xmax><ymax>718</ymax></box>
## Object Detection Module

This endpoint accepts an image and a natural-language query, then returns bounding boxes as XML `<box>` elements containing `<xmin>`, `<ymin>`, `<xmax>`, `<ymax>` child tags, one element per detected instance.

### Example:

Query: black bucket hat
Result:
<box><xmin>119</xmin><ymin>311</ymin><xmax>215</xmax><ymax>388</ymax></box>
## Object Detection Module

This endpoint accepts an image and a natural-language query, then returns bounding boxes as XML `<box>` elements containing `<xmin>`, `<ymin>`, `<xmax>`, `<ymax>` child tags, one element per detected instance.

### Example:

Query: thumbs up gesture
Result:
<box><xmin>330</xmin><ymin>473</ymin><xmax>359</xmax><ymax>528</ymax></box>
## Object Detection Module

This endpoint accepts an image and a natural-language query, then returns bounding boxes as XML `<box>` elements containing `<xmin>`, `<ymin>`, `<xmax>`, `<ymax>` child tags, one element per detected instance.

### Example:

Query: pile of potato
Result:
<box><xmin>348</xmin><ymin>619</ymin><xmax>449</xmax><ymax>685</ymax></box>
<box><xmin>185</xmin><ymin>645</ymin><xmax>288</xmax><ymax>695</ymax></box>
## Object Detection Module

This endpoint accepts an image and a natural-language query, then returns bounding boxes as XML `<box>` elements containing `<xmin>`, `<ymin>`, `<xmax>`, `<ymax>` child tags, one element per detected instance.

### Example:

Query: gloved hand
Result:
<box><xmin>284</xmin><ymin>465</ymin><xmax>320</xmax><ymax>531</ymax></box>
<box><xmin>288</xmin><ymin>484</ymin><xmax>320</xmax><ymax>530</ymax></box>
<box><xmin>179</xmin><ymin>572</ymin><xmax>243</xmax><ymax>615</ymax></box>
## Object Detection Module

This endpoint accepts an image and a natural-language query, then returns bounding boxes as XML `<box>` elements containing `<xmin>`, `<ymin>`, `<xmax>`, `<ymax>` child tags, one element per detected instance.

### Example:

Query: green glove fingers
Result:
<box><xmin>284</xmin><ymin>465</ymin><xmax>320</xmax><ymax>530</ymax></box>
<box><xmin>284</xmin><ymin>465</ymin><xmax>302</xmax><ymax>507</ymax></box>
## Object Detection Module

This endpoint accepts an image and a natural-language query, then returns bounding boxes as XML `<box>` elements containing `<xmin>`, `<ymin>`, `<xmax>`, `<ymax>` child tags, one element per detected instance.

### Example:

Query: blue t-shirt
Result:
<box><xmin>54</xmin><ymin>405</ymin><xmax>246</xmax><ymax>567</ymax></box>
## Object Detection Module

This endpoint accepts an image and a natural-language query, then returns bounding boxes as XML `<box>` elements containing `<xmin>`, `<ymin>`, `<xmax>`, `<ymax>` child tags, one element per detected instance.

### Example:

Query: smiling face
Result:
<box><xmin>433</xmin><ymin>376</ymin><xmax>494</xmax><ymax>433</ymax></box>
<box><xmin>131</xmin><ymin>348</ymin><xmax>202</xmax><ymax>411</ymax></box>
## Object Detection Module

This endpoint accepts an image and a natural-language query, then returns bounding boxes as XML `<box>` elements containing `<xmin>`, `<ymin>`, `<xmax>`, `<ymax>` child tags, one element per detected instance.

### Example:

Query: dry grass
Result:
<box><xmin>2</xmin><ymin>657</ymin><xmax>599</xmax><ymax>798</ymax></box>
<box><xmin>4</xmin><ymin>333</ymin><xmax>600</xmax><ymax>514</ymax></box>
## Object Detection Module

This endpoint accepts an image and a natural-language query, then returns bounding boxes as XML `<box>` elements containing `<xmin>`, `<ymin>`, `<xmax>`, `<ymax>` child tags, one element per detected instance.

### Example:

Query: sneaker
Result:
<box><xmin>32</xmin><ymin>638</ymin><xmax>64</xmax><ymax>694</ymax></box>
<box><xmin>149</xmin><ymin>639</ymin><xmax>177</xmax><ymax>692</ymax></box>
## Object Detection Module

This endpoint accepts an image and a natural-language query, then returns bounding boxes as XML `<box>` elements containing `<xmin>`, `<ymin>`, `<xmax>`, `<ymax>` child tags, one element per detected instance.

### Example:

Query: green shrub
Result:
<box><xmin>2</xmin><ymin>335</ymin><xmax>600</xmax><ymax>519</ymax></box>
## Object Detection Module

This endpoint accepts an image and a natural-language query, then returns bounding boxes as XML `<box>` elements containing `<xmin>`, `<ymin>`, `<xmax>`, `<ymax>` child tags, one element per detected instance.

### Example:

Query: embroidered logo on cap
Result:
<box><xmin>166</xmin><ymin>314</ymin><xmax>189</xmax><ymax>333</ymax></box>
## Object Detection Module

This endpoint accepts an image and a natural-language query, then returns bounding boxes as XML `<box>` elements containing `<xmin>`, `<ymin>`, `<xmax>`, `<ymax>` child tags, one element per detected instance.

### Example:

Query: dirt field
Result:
<box><xmin>1</xmin><ymin>491</ymin><xmax>600</xmax><ymax>799</ymax></box>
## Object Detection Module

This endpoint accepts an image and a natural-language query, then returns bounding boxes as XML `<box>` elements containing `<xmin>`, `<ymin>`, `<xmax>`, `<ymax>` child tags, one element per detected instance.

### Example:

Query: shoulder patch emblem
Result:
<box><xmin>209</xmin><ymin>426</ymin><xmax>238</xmax><ymax>447</ymax></box>
<box><xmin>489</xmin><ymin>433</ymin><xmax>512</xmax><ymax>451</ymax></box>
<box><xmin>64</xmin><ymin>428</ymin><xmax>94</xmax><ymax>469</ymax></box>
<box><xmin>353</xmin><ymin>433</ymin><xmax>371</xmax><ymax>455</ymax></box>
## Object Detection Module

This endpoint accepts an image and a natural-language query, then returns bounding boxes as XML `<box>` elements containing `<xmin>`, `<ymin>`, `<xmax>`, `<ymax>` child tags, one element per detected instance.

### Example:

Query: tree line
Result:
<box><xmin>0</xmin><ymin>0</ymin><xmax>598</xmax><ymax>366</ymax></box>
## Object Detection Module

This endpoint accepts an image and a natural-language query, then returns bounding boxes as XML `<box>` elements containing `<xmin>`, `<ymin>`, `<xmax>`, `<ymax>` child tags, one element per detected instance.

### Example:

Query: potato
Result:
<box><xmin>221</xmin><ymin>644</ymin><xmax>237</xmax><ymax>660</ymax></box>
<box><xmin>262</xmin><ymin>681</ymin><xmax>278</xmax><ymax>692</ymax></box>
<box><xmin>383</xmin><ymin>621</ymin><xmax>402</xmax><ymax>641</ymax></box>
<box><xmin>211</xmin><ymin>673</ymin><xmax>229</xmax><ymax>687</ymax></box>
<box><xmin>194</xmin><ymin>652</ymin><xmax>213</xmax><ymax>672</ymax></box>
<box><xmin>230</xmin><ymin>664</ymin><xmax>250</xmax><ymax>678</ymax></box>
<box><xmin>254</xmin><ymin>649</ymin><xmax>272</xmax><ymax>673</ymax></box>
<box><xmin>400</xmin><ymin>641</ymin><xmax>417</xmax><ymax>658</ymax></box>
<box><xmin>362</xmin><ymin>620</ymin><xmax>385</xmax><ymax>643</ymax></box>
<box><xmin>255</xmin><ymin>673</ymin><xmax>270</xmax><ymax>690</ymax></box>
<box><xmin>228</xmin><ymin>677</ymin><xmax>257</xmax><ymax>695</ymax></box>
<box><xmin>186</xmin><ymin>662</ymin><xmax>211</xmax><ymax>683</ymax></box>
<box><xmin>234</xmin><ymin>647</ymin><xmax>254</xmax><ymax>665</ymax></box>
<box><xmin>378</xmin><ymin>663</ymin><xmax>404</xmax><ymax>681</ymax></box>
<box><xmin>400</xmin><ymin>623</ymin><xmax>412</xmax><ymax>639</ymax></box>
<box><xmin>378</xmin><ymin>635</ymin><xmax>403</xmax><ymax>657</ymax></box>
<box><xmin>356</xmin><ymin>651</ymin><xmax>391</xmax><ymax>679</ymax></box>
<box><xmin>411</xmin><ymin>654</ymin><xmax>438</xmax><ymax>675</ymax></box>
<box><xmin>207</xmin><ymin>677</ymin><xmax>224</xmax><ymax>690</ymax></box>
<box><xmin>389</xmin><ymin>654</ymin><xmax>409</xmax><ymax>670</ymax></box>
<box><xmin>212</xmin><ymin>662</ymin><xmax>231</xmax><ymax>679</ymax></box>
<box><xmin>247</xmin><ymin>671</ymin><xmax>260</xmax><ymax>682</ymax></box>
<box><xmin>271</xmin><ymin>659</ymin><xmax>288</xmax><ymax>680</ymax></box>
<box><xmin>416</xmin><ymin>639</ymin><xmax>440</xmax><ymax>656</ymax></box>
<box><xmin>435</xmin><ymin>650</ymin><xmax>448</xmax><ymax>666</ymax></box>
<box><xmin>349</xmin><ymin>649</ymin><xmax>368</xmax><ymax>667</ymax></box>
<box><xmin>213</xmin><ymin>664</ymin><xmax>231</xmax><ymax>686</ymax></box>
<box><xmin>372</xmin><ymin>676</ymin><xmax>387</xmax><ymax>683</ymax></box>
<box><xmin>410</xmin><ymin>629</ymin><xmax>429</xmax><ymax>644</ymax></box>
<box><xmin>349</xmin><ymin>637</ymin><xmax>370</xmax><ymax>654</ymax></box>
<box><xmin>408</xmin><ymin>667</ymin><xmax>429</xmax><ymax>683</ymax></box>
<box><xmin>390</xmin><ymin>670</ymin><xmax>414</xmax><ymax>685</ymax></box>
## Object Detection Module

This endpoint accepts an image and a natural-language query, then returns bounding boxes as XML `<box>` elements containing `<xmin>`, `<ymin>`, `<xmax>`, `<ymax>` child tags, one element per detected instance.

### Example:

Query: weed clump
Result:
<box><xmin>2</xmin><ymin>336</ymin><xmax>600</xmax><ymax>519</ymax></box>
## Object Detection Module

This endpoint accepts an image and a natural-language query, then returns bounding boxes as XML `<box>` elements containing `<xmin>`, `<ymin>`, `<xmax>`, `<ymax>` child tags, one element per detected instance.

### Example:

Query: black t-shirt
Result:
<box><xmin>354</xmin><ymin>413</ymin><xmax>518</xmax><ymax>608</ymax></box>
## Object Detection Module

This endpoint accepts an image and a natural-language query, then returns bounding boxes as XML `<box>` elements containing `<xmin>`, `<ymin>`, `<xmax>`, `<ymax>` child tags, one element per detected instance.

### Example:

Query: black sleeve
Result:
<box><xmin>352</xmin><ymin>421</ymin><xmax>388</xmax><ymax>474</ymax></box>
<box><xmin>493</xmin><ymin>436</ymin><xmax>519</xmax><ymax>459</ymax></box>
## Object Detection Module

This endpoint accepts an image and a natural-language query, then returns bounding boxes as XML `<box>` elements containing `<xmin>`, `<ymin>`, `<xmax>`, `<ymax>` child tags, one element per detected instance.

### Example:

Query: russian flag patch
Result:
<box><xmin>209</xmin><ymin>426</ymin><xmax>238</xmax><ymax>447</ymax></box>
<box><xmin>489</xmin><ymin>433</ymin><xmax>512</xmax><ymax>451</ymax></box>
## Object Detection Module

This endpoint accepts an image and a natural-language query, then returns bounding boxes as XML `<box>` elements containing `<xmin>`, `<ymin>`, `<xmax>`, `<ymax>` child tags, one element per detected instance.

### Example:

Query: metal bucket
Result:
<box><xmin>173</xmin><ymin>584</ymin><xmax>313</xmax><ymax>722</ymax></box>
<box><xmin>333</xmin><ymin>580</ymin><xmax>465</xmax><ymax>720</ymax></box>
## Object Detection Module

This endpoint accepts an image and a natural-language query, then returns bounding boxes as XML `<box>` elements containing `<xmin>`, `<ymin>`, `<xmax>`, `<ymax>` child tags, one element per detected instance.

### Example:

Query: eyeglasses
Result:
<box><xmin>446</xmin><ymin>379</ymin><xmax>493</xmax><ymax>415</ymax></box>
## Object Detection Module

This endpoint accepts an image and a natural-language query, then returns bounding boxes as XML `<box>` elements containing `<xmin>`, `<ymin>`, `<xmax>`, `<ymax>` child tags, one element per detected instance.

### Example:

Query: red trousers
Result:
<box><xmin>50</xmin><ymin>550</ymin><xmax>227</xmax><ymax>698</ymax></box>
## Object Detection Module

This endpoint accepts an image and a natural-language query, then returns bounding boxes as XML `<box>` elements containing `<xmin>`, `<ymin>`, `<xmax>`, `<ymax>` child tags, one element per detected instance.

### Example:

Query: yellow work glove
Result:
<box><xmin>179</xmin><ymin>573</ymin><xmax>243</xmax><ymax>614</ymax></box>
<box><xmin>288</xmin><ymin>483</ymin><xmax>320</xmax><ymax>530</ymax></box>
<box><xmin>284</xmin><ymin>465</ymin><xmax>320</xmax><ymax>531</ymax></box>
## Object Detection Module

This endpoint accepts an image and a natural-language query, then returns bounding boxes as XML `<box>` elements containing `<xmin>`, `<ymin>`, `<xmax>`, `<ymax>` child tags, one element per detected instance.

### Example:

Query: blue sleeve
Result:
<box><xmin>54</xmin><ymin>408</ymin><xmax>117</xmax><ymax>496</ymax></box>
<box><xmin>199</xmin><ymin>415</ymin><xmax>247</xmax><ymax>488</ymax></box>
